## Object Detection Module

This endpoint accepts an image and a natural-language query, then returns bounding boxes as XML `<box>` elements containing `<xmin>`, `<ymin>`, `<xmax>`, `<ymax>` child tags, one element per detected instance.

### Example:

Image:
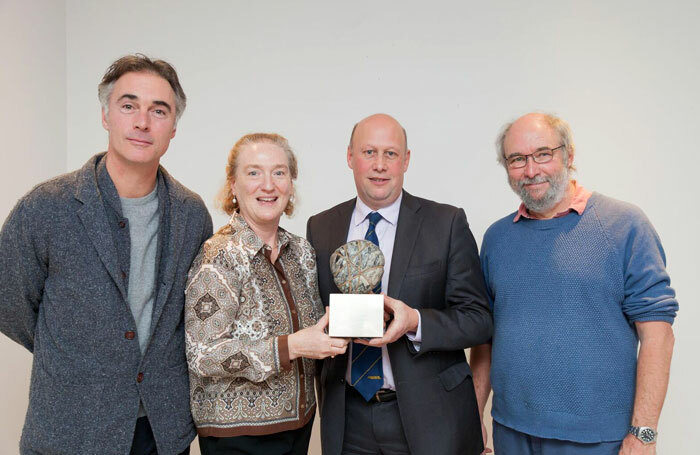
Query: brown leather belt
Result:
<box><xmin>371</xmin><ymin>389</ymin><xmax>397</xmax><ymax>403</ymax></box>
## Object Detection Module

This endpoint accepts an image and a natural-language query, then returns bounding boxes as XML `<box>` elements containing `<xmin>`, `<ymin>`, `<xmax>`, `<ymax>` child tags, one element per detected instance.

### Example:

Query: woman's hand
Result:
<box><xmin>288</xmin><ymin>310</ymin><xmax>349</xmax><ymax>360</ymax></box>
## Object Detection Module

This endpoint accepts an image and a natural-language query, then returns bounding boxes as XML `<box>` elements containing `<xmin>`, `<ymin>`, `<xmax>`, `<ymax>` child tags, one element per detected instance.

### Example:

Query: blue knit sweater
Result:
<box><xmin>480</xmin><ymin>192</ymin><xmax>678</xmax><ymax>443</ymax></box>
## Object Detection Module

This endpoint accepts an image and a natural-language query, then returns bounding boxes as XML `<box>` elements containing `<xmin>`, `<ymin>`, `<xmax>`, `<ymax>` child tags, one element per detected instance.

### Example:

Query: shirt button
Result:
<box><xmin>281</xmin><ymin>279</ymin><xmax>287</xmax><ymax>284</ymax></box>
<box><xmin>340</xmin><ymin>378</ymin><xmax>345</xmax><ymax>384</ymax></box>
<box><xmin>291</xmin><ymin>309</ymin><xmax>296</xmax><ymax>314</ymax></box>
<box><xmin>137</xmin><ymin>372</ymin><xmax>144</xmax><ymax>383</ymax></box>
<box><xmin>300</xmin><ymin>373</ymin><xmax>305</xmax><ymax>379</ymax></box>
<box><xmin>118</xmin><ymin>221</ymin><xmax>126</xmax><ymax>228</ymax></box>
<box><xmin>124</xmin><ymin>331</ymin><xmax>135</xmax><ymax>340</ymax></box>
<box><xmin>301</xmin><ymin>403</ymin><xmax>305</xmax><ymax>409</ymax></box>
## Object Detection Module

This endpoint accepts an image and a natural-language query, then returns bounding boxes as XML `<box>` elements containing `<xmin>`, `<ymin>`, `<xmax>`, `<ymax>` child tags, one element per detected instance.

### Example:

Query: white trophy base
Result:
<box><xmin>328</xmin><ymin>293</ymin><xmax>384</xmax><ymax>338</ymax></box>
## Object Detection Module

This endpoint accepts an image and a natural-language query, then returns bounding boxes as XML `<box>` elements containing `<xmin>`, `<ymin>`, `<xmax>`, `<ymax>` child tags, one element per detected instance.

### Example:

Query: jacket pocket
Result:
<box><xmin>405</xmin><ymin>260</ymin><xmax>442</xmax><ymax>277</ymax></box>
<box><xmin>438</xmin><ymin>361</ymin><xmax>472</xmax><ymax>391</ymax></box>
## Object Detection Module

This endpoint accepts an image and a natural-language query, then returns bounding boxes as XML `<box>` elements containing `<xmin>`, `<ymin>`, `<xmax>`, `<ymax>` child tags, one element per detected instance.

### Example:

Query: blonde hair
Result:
<box><xmin>216</xmin><ymin>133</ymin><xmax>298</xmax><ymax>216</ymax></box>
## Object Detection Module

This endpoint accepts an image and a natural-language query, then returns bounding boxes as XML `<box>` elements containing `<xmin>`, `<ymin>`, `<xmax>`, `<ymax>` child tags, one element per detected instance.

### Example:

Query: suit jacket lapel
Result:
<box><xmin>388</xmin><ymin>191</ymin><xmax>422</xmax><ymax>299</ymax></box>
<box><xmin>330</xmin><ymin>199</ymin><xmax>355</xmax><ymax>249</ymax></box>
<box><xmin>150</xmin><ymin>173</ymin><xmax>185</xmax><ymax>331</ymax></box>
<box><xmin>327</xmin><ymin>199</ymin><xmax>355</xmax><ymax>295</ymax></box>
<box><xmin>74</xmin><ymin>158</ymin><xmax>128</xmax><ymax>301</ymax></box>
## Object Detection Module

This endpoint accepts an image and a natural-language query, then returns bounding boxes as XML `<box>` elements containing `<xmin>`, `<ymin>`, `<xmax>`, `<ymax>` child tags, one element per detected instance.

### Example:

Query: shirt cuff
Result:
<box><xmin>406</xmin><ymin>309</ymin><xmax>422</xmax><ymax>351</ymax></box>
<box><xmin>277</xmin><ymin>335</ymin><xmax>292</xmax><ymax>371</ymax></box>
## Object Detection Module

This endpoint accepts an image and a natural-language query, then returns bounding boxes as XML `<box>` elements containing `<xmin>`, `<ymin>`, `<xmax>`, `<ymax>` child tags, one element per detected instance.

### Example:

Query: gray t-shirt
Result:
<box><xmin>120</xmin><ymin>186</ymin><xmax>159</xmax><ymax>355</ymax></box>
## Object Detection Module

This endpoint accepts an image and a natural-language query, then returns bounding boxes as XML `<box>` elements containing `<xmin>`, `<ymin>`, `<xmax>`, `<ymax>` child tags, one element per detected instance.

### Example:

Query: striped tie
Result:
<box><xmin>351</xmin><ymin>211</ymin><xmax>384</xmax><ymax>401</ymax></box>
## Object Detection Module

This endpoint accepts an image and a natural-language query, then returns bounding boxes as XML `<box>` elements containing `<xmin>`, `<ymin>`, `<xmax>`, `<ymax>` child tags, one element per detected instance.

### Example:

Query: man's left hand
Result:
<box><xmin>619</xmin><ymin>434</ymin><xmax>656</xmax><ymax>455</ymax></box>
<box><xmin>355</xmin><ymin>295</ymin><xmax>418</xmax><ymax>347</ymax></box>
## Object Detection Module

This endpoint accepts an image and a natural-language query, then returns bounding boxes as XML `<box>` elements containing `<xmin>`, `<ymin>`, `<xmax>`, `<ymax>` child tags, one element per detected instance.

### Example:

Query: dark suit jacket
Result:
<box><xmin>307</xmin><ymin>191</ymin><xmax>492</xmax><ymax>455</ymax></box>
<box><xmin>0</xmin><ymin>154</ymin><xmax>212</xmax><ymax>454</ymax></box>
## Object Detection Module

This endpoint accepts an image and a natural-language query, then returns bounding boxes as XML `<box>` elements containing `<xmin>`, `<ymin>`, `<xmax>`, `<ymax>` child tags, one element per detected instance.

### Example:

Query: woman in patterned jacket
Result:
<box><xmin>185</xmin><ymin>133</ymin><xmax>349</xmax><ymax>455</ymax></box>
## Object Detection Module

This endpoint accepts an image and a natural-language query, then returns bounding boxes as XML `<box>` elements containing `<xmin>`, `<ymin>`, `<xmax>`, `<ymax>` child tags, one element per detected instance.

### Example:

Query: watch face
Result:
<box><xmin>640</xmin><ymin>428</ymin><xmax>656</xmax><ymax>443</ymax></box>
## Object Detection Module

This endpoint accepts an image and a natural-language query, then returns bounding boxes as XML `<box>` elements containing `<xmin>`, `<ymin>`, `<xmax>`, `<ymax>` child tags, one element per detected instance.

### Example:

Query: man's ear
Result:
<box><xmin>101</xmin><ymin>108</ymin><xmax>109</xmax><ymax>131</ymax></box>
<box><xmin>403</xmin><ymin>148</ymin><xmax>411</xmax><ymax>172</ymax></box>
<box><xmin>567</xmin><ymin>147</ymin><xmax>575</xmax><ymax>169</ymax></box>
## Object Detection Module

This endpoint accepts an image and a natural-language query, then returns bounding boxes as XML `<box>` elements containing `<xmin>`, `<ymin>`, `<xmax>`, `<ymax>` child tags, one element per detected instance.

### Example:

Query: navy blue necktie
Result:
<box><xmin>351</xmin><ymin>212</ymin><xmax>384</xmax><ymax>401</ymax></box>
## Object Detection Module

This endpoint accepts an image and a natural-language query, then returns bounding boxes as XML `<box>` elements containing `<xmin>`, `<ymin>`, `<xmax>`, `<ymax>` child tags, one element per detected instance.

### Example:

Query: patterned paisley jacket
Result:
<box><xmin>185</xmin><ymin>214</ymin><xmax>323</xmax><ymax>437</ymax></box>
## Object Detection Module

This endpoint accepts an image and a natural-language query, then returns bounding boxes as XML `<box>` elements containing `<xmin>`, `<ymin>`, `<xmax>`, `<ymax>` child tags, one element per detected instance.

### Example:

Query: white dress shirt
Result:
<box><xmin>345</xmin><ymin>193</ymin><xmax>422</xmax><ymax>390</ymax></box>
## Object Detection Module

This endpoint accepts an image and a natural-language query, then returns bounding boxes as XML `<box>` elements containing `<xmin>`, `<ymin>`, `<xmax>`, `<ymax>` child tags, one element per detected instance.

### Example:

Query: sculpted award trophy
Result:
<box><xmin>328</xmin><ymin>239</ymin><xmax>385</xmax><ymax>338</ymax></box>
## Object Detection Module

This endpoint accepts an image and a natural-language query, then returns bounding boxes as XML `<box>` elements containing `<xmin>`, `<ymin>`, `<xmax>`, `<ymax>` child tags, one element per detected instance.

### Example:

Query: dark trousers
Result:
<box><xmin>198</xmin><ymin>416</ymin><xmax>315</xmax><ymax>455</ymax></box>
<box><xmin>493</xmin><ymin>421</ymin><xmax>622</xmax><ymax>455</ymax></box>
<box><xmin>130</xmin><ymin>416</ymin><xmax>191</xmax><ymax>455</ymax></box>
<box><xmin>341</xmin><ymin>386</ymin><xmax>411</xmax><ymax>455</ymax></box>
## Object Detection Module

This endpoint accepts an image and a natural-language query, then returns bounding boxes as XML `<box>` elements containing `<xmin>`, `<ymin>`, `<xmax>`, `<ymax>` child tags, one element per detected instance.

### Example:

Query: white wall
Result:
<box><xmin>0</xmin><ymin>0</ymin><xmax>66</xmax><ymax>452</ymax></box>
<box><xmin>2</xmin><ymin>0</ymin><xmax>698</xmax><ymax>453</ymax></box>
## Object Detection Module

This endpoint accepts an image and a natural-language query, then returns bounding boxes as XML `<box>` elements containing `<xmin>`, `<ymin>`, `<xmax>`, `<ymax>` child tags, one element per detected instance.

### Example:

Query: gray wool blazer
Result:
<box><xmin>0</xmin><ymin>154</ymin><xmax>212</xmax><ymax>455</ymax></box>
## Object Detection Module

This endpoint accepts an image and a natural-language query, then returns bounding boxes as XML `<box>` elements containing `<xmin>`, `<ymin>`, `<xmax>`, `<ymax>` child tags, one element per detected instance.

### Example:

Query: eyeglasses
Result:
<box><xmin>505</xmin><ymin>145</ymin><xmax>565</xmax><ymax>169</ymax></box>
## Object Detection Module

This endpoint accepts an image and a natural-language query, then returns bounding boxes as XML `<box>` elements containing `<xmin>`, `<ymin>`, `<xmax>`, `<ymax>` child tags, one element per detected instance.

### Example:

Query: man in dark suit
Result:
<box><xmin>307</xmin><ymin>113</ymin><xmax>493</xmax><ymax>455</ymax></box>
<box><xmin>0</xmin><ymin>55</ymin><xmax>212</xmax><ymax>454</ymax></box>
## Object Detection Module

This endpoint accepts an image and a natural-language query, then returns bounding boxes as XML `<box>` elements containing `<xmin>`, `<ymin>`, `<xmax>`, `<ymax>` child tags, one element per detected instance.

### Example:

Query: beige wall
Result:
<box><xmin>0</xmin><ymin>0</ymin><xmax>66</xmax><ymax>451</ymax></box>
<box><xmin>1</xmin><ymin>0</ymin><xmax>698</xmax><ymax>453</ymax></box>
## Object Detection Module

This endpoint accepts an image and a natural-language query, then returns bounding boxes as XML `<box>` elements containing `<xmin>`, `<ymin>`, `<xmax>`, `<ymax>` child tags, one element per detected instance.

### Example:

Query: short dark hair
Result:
<box><xmin>98</xmin><ymin>54</ymin><xmax>186</xmax><ymax>122</ymax></box>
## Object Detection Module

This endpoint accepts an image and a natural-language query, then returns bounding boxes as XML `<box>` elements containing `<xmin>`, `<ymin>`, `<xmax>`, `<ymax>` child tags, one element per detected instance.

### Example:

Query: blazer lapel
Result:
<box><xmin>387</xmin><ymin>191</ymin><xmax>422</xmax><ymax>299</ymax></box>
<box><xmin>149</xmin><ymin>178</ymin><xmax>185</xmax><ymax>331</ymax></box>
<box><xmin>74</xmin><ymin>159</ymin><xmax>128</xmax><ymax>301</ymax></box>
<box><xmin>330</xmin><ymin>199</ymin><xmax>355</xmax><ymax>247</ymax></box>
<box><xmin>328</xmin><ymin>199</ymin><xmax>355</xmax><ymax>295</ymax></box>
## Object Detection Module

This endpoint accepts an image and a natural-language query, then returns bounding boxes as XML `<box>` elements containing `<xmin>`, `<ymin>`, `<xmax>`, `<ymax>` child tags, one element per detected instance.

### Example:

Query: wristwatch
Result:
<box><xmin>628</xmin><ymin>426</ymin><xmax>657</xmax><ymax>444</ymax></box>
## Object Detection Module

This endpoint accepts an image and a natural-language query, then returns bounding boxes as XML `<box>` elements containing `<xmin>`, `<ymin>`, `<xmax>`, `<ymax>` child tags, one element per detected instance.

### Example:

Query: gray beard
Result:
<box><xmin>509</xmin><ymin>166</ymin><xmax>570</xmax><ymax>214</ymax></box>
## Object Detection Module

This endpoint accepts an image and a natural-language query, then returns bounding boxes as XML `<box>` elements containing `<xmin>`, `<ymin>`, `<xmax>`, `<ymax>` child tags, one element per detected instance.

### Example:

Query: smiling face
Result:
<box><xmin>503</xmin><ymin>114</ymin><xmax>574</xmax><ymax>215</ymax></box>
<box><xmin>347</xmin><ymin>114</ymin><xmax>410</xmax><ymax>210</ymax></box>
<box><xmin>101</xmin><ymin>71</ymin><xmax>177</xmax><ymax>169</ymax></box>
<box><xmin>231</xmin><ymin>141</ymin><xmax>293</xmax><ymax>234</ymax></box>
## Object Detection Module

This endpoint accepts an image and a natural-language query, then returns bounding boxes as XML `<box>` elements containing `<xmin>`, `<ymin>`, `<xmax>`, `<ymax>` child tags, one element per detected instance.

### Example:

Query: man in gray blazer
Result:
<box><xmin>0</xmin><ymin>55</ymin><xmax>212</xmax><ymax>454</ymax></box>
<box><xmin>307</xmin><ymin>113</ymin><xmax>493</xmax><ymax>455</ymax></box>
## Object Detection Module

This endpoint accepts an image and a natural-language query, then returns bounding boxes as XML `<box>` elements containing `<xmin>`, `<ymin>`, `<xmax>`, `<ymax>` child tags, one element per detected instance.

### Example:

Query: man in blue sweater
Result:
<box><xmin>471</xmin><ymin>113</ymin><xmax>677</xmax><ymax>455</ymax></box>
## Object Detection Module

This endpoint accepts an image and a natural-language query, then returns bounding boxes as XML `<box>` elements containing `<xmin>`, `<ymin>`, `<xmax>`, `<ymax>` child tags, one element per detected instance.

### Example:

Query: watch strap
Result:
<box><xmin>628</xmin><ymin>425</ymin><xmax>657</xmax><ymax>444</ymax></box>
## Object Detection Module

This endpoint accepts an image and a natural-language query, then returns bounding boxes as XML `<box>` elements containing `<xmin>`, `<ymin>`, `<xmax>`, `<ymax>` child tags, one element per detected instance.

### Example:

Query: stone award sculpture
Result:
<box><xmin>330</xmin><ymin>239</ymin><xmax>385</xmax><ymax>294</ymax></box>
<box><xmin>328</xmin><ymin>239</ymin><xmax>385</xmax><ymax>338</ymax></box>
